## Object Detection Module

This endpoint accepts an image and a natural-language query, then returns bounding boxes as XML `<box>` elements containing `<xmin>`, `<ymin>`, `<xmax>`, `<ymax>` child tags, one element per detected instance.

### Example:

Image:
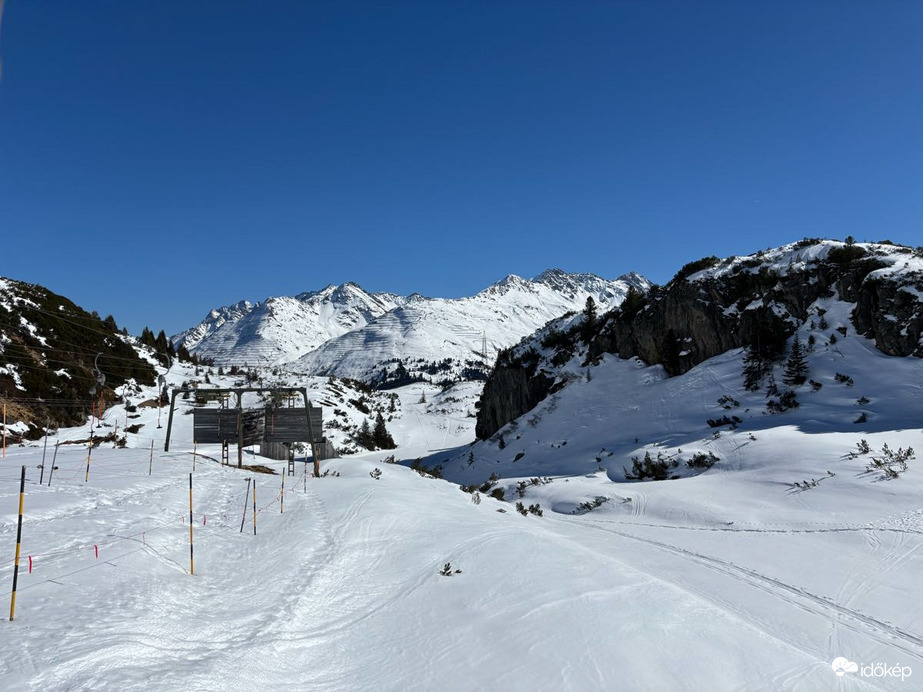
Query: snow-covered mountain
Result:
<box><xmin>172</xmin><ymin>283</ymin><xmax>409</xmax><ymax>367</ymax></box>
<box><xmin>175</xmin><ymin>271</ymin><xmax>652</xmax><ymax>383</ymax></box>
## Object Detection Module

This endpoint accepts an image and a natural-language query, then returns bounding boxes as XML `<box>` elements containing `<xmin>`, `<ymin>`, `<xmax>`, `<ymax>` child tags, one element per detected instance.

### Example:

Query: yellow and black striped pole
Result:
<box><xmin>10</xmin><ymin>465</ymin><xmax>25</xmax><ymax>620</ymax></box>
<box><xmin>188</xmin><ymin>473</ymin><xmax>194</xmax><ymax>576</ymax></box>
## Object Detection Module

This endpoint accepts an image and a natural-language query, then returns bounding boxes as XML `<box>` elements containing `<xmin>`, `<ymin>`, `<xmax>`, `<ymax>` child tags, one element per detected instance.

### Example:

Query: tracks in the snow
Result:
<box><xmin>579</xmin><ymin>518</ymin><xmax>923</xmax><ymax>664</ymax></box>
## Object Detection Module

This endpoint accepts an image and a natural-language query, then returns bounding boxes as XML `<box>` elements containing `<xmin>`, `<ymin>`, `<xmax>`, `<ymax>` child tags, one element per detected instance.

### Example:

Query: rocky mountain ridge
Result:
<box><xmin>174</xmin><ymin>270</ymin><xmax>651</xmax><ymax>385</ymax></box>
<box><xmin>475</xmin><ymin>239</ymin><xmax>923</xmax><ymax>439</ymax></box>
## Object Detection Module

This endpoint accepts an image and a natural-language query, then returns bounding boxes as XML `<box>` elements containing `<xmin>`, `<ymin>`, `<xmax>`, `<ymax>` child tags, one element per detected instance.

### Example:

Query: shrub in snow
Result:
<box><xmin>809</xmin><ymin>379</ymin><xmax>823</xmax><ymax>392</ymax></box>
<box><xmin>572</xmin><ymin>497</ymin><xmax>608</xmax><ymax>514</ymax></box>
<box><xmin>686</xmin><ymin>451</ymin><xmax>719</xmax><ymax>469</ymax></box>
<box><xmin>766</xmin><ymin>390</ymin><xmax>799</xmax><ymax>414</ymax></box>
<box><xmin>624</xmin><ymin>451</ymin><xmax>679</xmax><ymax>481</ymax></box>
<box><xmin>866</xmin><ymin>444</ymin><xmax>914</xmax><ymax>479</ymax></box>
<box><xmin>857</xmin><ymin>439</ymin><xmax>871</xmax><ymax>455</ymax></box>
<box><xmin>717</xmin><ymin>395</ymin><xmax>740</xmax><ymax>409</ymax></box>
<box><xmin>369</xmin><ymin>468</ymin><xmax>382</xmax><ymax>480</ymax></box>
<box><xmin>834</xmin><ymin>372</ymin><xmax>854</xmax><ymax>386</ymax></box>
<box><xmin>410</xmin><ymin>458</ymin><xmax>442</xmax><ymax>479</ymax></box>
<box><xmin>516</xmin><ymin>501</ymin><xmax>528</xmax><ymax>516</ymax></box>
<box><xmin>707</xmin><ymin>415</ymin><xmax>741</xmax><ymax>429</ymax></box>
<box><xmin>439</xmin><ymin>562</ymin><xmax>462</xmax><ymax>576</ymax></box>
<box><xmin>528</xmin><ymin>504</ymin><xmax>543</xmax><ymax>517</ymax></box>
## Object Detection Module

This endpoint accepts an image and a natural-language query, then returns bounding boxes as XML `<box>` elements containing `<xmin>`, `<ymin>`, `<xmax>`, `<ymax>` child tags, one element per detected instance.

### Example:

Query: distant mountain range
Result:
<box><xmin>173</xmin><ymin>270</ymin><xmax>651</xmax><ymax>385</ymax></box>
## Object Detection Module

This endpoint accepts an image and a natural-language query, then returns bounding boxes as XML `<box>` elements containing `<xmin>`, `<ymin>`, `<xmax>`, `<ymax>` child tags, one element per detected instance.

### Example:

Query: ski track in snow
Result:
<box><xmin>577</xmin><ymin>517</ymin><xmax>923</xmax><ymax>667</ymax></box>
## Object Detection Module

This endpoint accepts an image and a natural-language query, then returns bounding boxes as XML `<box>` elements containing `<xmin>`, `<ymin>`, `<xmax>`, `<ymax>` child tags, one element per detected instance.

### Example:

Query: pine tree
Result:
<box><xmin>783</xmin><ymin>334</ymin><xmax>808</xmax><ymax>386</ymax></box>
<box><xmin>581</xmin><ymin>296</ymin><xmax>598</xmax><ymax>342</ymax></box>
<box><xmin>742</xmin><ymin>347</ymin><xmax>767</xmax><ymax>391</ymax></box>
<box><xmin>372</xmin><ymin>412</ymin><xmax>396</xmax><ymax>449</ymax></box>
<box><xmin>140</xmin><ymin>327</ymin><xmax>156</xmax><ymax>349</ymax></box>
<box><xmin>356</xmin><ymin>419</ymin><xmax>374</xmax><ymax>450</ymax></box>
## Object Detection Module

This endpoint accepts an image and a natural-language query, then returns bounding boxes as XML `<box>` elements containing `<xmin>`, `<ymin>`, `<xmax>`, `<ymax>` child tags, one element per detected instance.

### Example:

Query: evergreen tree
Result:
<box><xmin>766</xmin><ymin>371</ymin><xmax>779</xmax><ymax>397</ymax></box>
<box><xmin>140</xmin><ymin>327</ymin><xmax>157</xmax><ymax>349</ymax></box>
<box><xmin>356</xmin><ymin>418</ymin><xmax>374</xmax><ymax>450</ymax></box>
<box><xmin>372</xmin><ymin>412</ymin><xmax>396</xmax><ymax>449</ymax></box>
<box><xmin>176</xmin><ymin>343</ymin><xmax>192</xmax><ymax>362</ymax></box>
<box><xmin>742</xmin><ymin>347</ymin><xmax>767</xmax><ymax>391</ymax></box>
<box><xmin>783</xmin><ymin>334</ymin><xmax>809</xmax><ymax>386</ymax></box>
<box><xmin>581</xmin><ymin>296</ymin><xmax>598</xmax><ymax>342</ymax></box>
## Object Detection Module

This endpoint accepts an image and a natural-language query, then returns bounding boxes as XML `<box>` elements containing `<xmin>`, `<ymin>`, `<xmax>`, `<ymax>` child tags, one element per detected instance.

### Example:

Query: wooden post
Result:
<box><xmin>163</xmin><ymin>390</ymin><xmax>179</xmax><ymax>451</ymax></box>
<box><xmin>149</xmin><ymin>440</ymin><xmax>154</xmax><ymax>476</ymax></box>
<box><xmin>237</xmin><ymin>408</ymin><xmax>243</xmax><ymax>469</ymax></box>
<box><xmin>239</xmin><ymin>478</ymin><xmax>251</xmax><ymax>533</ymax></box>
<box><xmin>9</xmin><ymin>466</ymin><xmax>25</xmax><ymax>620</ymax></box>
<box><xmin>188</xmin><ymin>473</ymin><xmax>194</xmax><ymax>576</ymax></box>
<box><xmin>39</xmin><ymin>421</ymin><xmax>49</xmax><ymax>485</ymax></box>
<box><xmin>85</xmin><ymin>436</ymin><xmax>93</xmax><ymax>483</ymax></box>
<box><xmin>252</xmin><ymin>479</ymin><xmax>257</xmax><ymax>536</ymax></box>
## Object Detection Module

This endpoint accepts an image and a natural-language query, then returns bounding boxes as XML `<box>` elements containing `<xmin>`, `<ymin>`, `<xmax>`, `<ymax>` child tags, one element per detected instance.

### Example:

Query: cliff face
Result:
<box><xmin>475</xmin><ymin>240</ymin><xmax>923</xmax><ymax>440</ymax></box>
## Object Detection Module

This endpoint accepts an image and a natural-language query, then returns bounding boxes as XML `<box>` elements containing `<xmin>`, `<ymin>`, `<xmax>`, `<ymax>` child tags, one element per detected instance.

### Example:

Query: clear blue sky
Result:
<box><xmin>1</xmin><ymin>1</ymin><xmax>921</xmax><ymax>336</ymax></box>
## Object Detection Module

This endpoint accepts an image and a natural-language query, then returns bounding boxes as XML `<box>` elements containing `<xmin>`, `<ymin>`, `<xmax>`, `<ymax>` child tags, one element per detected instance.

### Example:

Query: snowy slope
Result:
<box><xmin>2</xmin><ymin>325</ymin><xmax>923</xmax><ymax>689</ymax></box>
<box><xmin>290</xmin><ymin>271</ymin><xmax>649</xmax><ymax>384</ymax></box>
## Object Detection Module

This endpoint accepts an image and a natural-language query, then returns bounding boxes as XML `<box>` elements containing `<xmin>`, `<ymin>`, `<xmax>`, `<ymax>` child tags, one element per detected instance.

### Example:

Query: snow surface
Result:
<box><xmin>2</xmin><ymin>297</ymin><xmax>923</xmax><ymax>690</ymax></box>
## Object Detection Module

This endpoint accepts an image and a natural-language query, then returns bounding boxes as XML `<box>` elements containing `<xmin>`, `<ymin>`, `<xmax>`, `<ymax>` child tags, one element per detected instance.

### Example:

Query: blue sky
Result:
<box><xmin>1</xmin><ymin>1</ymin><xmax>921</xmax><ymax>336</ymax></box>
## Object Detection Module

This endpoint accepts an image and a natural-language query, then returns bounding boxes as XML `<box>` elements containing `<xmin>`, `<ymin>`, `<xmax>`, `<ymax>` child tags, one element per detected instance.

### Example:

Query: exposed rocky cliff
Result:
<box><xmin>475</xmin><ymin>240</ymin><xmax>923</xmax><ymax>439</ymax></box>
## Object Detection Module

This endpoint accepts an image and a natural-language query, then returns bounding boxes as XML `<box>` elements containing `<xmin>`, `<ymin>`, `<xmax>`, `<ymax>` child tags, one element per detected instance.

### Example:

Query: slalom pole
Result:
<box><xmin>9</xmin><ymin>465</ymin><xmax>25</xmax><ymax>620</ymax></box>
<box><xmin>149</xmin><ymin>440</ymin><xmax>154</xmax><ymax>476</ymax></box>
<box><xmin>188</xmin><ymin>473</ymin><xmax>194</xmax><ymax>576</ymax></box>
<box><xmin>193</xmin><ymin>442</ymin><xmax>197</xmax><ymax>472</ymax></box>
<box><xmin>240</xmin><ymin>478</ymin><xmax>251</xmax><ymax>533</ymax></box>
<box><xmin>280</xmin><ymin>472</ymin><xmax>284</xmax><ymax>514</ymax></box>
<box><xmin>252</xmin><ymin>479</ymin><xmax>257</xmax><ymax>536</ymax></box>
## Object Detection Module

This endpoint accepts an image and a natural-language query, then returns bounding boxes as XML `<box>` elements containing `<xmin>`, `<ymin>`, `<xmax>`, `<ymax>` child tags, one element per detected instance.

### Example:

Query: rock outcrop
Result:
<box><xmin>475</xmin><ymin>240</ymin><xmax>923</xmax><ymax>439</ymax></box>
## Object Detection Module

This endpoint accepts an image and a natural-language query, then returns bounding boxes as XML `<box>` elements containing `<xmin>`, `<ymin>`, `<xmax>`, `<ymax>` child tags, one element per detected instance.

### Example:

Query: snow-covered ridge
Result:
<box><xmin>174</xmin><ymin>270</ymin><xmax>653</xmax><ymax>380</ymax></box>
